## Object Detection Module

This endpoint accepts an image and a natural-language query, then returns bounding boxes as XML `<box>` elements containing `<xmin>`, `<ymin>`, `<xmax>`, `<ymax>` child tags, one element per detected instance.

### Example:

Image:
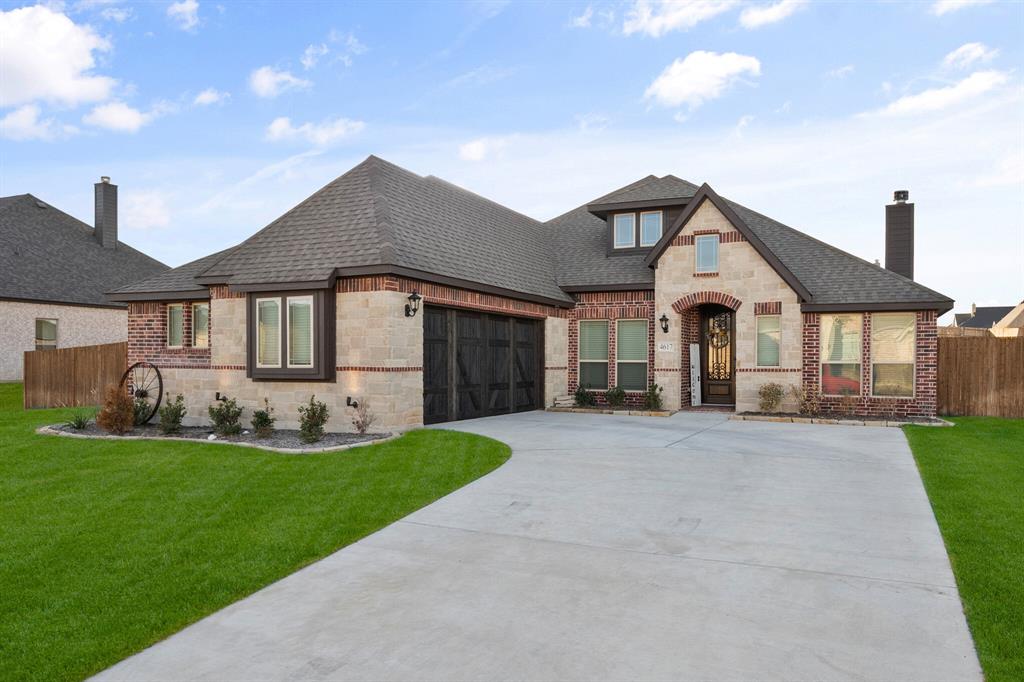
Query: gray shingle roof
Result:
<box><xmin>196</xmin><ymin>156</ymin><xmax>569</xmax><ymax>303</ymax></box>
<box><xmin>549</xmin><ymin>174</ymin><xmax>953</xmax><ymax>309</ymax></box>
<box><xmin>0</xmin><ymin>194</ymin><xmax>168</xmax><ymax>307</ymax></box>
<box><xmin>958</xmin><ymin>306</ymin><xmax>1015</xmax><ymax>328</ymax></box>
<box><xmin>112</xmin><ymin>247</ymin><xmax>237</xmax><ymax>297</ymax></box>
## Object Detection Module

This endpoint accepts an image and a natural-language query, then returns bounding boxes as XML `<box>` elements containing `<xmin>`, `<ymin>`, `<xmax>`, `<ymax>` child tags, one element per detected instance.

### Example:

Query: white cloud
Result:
<box><xmin>167</xmin><ymin>0</ymin><xmax>199</xmax><ymax>31</ymax></box>
<box><xmin>623</xmin><ymin>0</ymin><xmax>737</xmax><ymax>37</ymax></box>
<box><xmin>0</xmin><ymin>104</ymin><xmax>76</xmax><ymax>141</ymax></box>
<box><xmin>342</xmin><ymin>32</ymin><xmax>367</xmax><ymax>55</ymax></box>
<box><xmin>826</xmin><ymin>64</ymin><xmax>855</xmax><ymax>79</ymax></box>
<box><xmin>734</xmin><ymin>114</ymin><xmax>754</xmax><ymax>136</ymax></box>
<box><xmin>193</xmin><ymin>88</ymin><xmax>228</xmax><ymax>105</ymax></box>
<box><xmin>123</xmin><ymin>191</ymin><xmax>172</xmax><ymax>229</ymax></box>
<box><xmin>101</xmin><ymin>6</ymin><xmax>133</xmax><ymax>22</ymax></box>
<box><xmin>930</xmin><ymin>0</ymin><xmax>993</xmax><ymax>16</ymax></box>
<box><xmin>83</xmin><ymin>101</ymin><xmax>162</xmax><ymax>132</ymax></box>
<box><xmin>265</xmin><ymin>116</ymin><xmax>365</xmax><ymax>146</ymax></box>
<box><xmin>301</xmin><ymin>43</ymin><xmax>329</xmax><ymax>70</ymax></box>
<box><xmin>0</xmin><ymin>5</ymin><xmax>115</xmax><ymax>108</ymax></box>
<box><xmin>570</xmin><ymin>6</ymin><xmax>593</xmax><ymax>27</ymax></box>
<box><xmin>870</xmin><ymin>70</ymin><xmax>1009</xmax><ymax>117</ymax></box>
<box><xmin>644</xmin><ymin>51</ymin><xmax>761</xmax><ymax>109</ymax></box>
<box><xmin>575</xmin><ymin>112</ymin><xmax>610</xmax><ymax>133</ymax></box>
<box><xmin>458</xmin><ymin>136</ymin><xmax>509</xmax><ymax>161</ymax></box>
<box><xmin>446</xmin><ymin>64</ymin><xmax>516</xmax><ymax>88</ymax></box>
<box><xmin>942</xmin><ymin>42</ymin><xmax>998</xmax><ymax>70</ymax></box>
<box><xmin>248</xmin><ymin>66</ymin><xmax>311</xmax><ymax>98</ymax></box>
<box><xmin>739</xmin><ymin>0</ymin><xmax>807</xmax><ymax>29</ymax></box>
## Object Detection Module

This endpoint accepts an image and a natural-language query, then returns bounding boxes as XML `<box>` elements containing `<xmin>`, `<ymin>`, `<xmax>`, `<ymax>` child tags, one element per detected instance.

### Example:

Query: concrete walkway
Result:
<box><xmin>96</xmin><ymin>411</ymin><xmax>981</xmax><ymax>681</ymax></box>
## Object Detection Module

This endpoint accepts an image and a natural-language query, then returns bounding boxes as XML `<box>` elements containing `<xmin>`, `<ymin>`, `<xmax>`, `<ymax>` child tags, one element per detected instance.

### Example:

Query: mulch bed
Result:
<box><xmin>50</xmin><ymin>422</ymin><xmax>391</xmax><ymax>451</ymax></box>
<box><xmin>735</xmin><ymin>411</ymin><xmax>949</xmax><ymax>426</ymax></box>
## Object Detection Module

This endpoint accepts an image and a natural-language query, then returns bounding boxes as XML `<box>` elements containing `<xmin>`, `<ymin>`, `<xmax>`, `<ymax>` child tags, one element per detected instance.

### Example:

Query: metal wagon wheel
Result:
<box><xmin>120</xmin><ymin>361</ymin><xmax>163</xmax><ymax>425</ymax></box>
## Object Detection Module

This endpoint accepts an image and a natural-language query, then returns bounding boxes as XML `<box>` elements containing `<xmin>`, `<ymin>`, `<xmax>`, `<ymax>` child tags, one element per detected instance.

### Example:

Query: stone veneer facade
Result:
<box><xmin>125</xmin><ymin>200</ymin><xmax>940</xmax><ymax>426</ymax></box>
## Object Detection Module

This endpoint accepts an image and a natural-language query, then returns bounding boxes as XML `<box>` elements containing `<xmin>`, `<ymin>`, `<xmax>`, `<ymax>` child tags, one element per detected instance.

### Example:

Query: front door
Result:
<box><xmin>700</xmin><ymin>306</ymin><xmax>735</xmax><ymax>405</ymax></box>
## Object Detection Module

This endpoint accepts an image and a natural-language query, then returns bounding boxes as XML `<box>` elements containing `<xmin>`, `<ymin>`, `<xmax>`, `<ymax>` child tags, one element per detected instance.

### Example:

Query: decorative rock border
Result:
<box><xmin>729</xmin><ymin>414</ymin><xmax>954</xmax><ymax>428</ymax></box>
<box><xmin>547</xmin><ymin>407</ymin><xmax>674</xmax><ymax>418</ymax></box>
<box><xmin>35</xmin><ymin>425</ymin><xmax>400</xmax><ymax>454</ymax></box>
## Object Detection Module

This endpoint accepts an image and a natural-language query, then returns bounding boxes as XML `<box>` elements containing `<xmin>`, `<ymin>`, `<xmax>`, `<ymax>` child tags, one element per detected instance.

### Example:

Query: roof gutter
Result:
<box><xmin>106</xmin><ymin>289</ymin><xmax>211</xmax><ymax>302</ymax></box>
<box><xmin>801</xmin><ymin>300</ymin><xmax>954</xmax><ymax>315</ymax></box>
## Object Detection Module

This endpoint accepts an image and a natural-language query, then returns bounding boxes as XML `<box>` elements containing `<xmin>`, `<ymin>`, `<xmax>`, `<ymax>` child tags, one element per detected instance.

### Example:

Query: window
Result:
<box><xmin>288</xmin><ymin>296</ymin><xmax>314</xmax><ymax>368</ymax></box>
<box><xmin>616</xmin><ymin>319</ymin><xmax>648</xmax><ymax>391</ymax></box>
<box><xmin>613</xmin><ymin>214</ymin><xmax>636</xmax><ymax>249</ymax></box>
<box><xmin>756</xmin><ymin>315</ymin><xmax>780</xmax><ymax>367</ymax></box>
<box><xmin>34</xmin><ymin>319</ymin><xmax>57</xmax><ymax>350</ymax></box>
<box><xmin>872</xmin><ymin>313</ymin><xmax>915</xmax><ymax>397</ymax></box>
<box><xmin>695</xmin><ymin>234</ymin><xmax>719</xmax><ymax>273</ymax></box>
<box><xmin>247</xmin><ymin>289</ymin><xmax>334</xmax><ymax>380</ymax></box>
<box><xmin>256</xmin><ymin>298</ymin><xmax>281</xmax><ymax>368</ymax></box>
<box><xmin>639</xmin><ymin>211</ymin><xmax>662</xmax><ymax>247</ymax></box>
<box><xmin>820</xmin><ymin>313</ymin><xmax>861</xmax><ymax>396</ymax></box>
<box><xmin>578</xmin><ymin>320</ymin><xmax>609</xmax><ymax>390</ymax></box>
<box><xmin>167</xmin><ymin>304</ymin><xmax>184</xmax><ymax>348</ymax></box>
<box><xmin>192</xmin><ymin>302</ymin><xmax>209</xmax><ymax>348</ymax></box>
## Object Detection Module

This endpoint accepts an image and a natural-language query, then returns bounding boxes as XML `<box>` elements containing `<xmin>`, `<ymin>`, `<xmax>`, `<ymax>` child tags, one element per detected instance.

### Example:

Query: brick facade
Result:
<box><xmin>801</xmin><ymin>310</ymin><xmax>938</xmax><ymax>418</ymax></box>
<box><xmin>127</xmin><ymin>300</ymin><xmax>211</xmax><ymax>369</ymax></box>
<box><xmin>566</xmin><ymin>290</ymin><xmax>656</xmax><ymax>407</ymax></box>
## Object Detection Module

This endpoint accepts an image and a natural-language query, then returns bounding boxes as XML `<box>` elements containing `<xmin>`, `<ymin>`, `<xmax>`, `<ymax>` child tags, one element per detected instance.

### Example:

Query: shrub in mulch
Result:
<box><xmin>96</xmin><ymin>385</ymin><xmax>135</xmax><ymax>435</ymax></box>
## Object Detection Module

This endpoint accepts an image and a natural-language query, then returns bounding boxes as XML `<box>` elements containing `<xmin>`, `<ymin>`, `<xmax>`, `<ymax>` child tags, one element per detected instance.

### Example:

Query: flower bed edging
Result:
<box><xmin>546</xmin><ymin>407</ymin><xmax>673</xmax><ymax>418</ymax></box>
<box><xmin>36</xmin><ymin>425</ymin><xmax>400</xmax><ymax>454</ymax></box>
<box><xmin>729</xmin><ymin>414</ymin><xmax>954</xmax><ymax>428</ymax></box>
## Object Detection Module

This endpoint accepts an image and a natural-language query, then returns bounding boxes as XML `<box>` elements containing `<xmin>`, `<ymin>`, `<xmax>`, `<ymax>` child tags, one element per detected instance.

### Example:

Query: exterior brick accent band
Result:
<box><xmin>754</xmin><ymin>301</ymin><xmax>782</xmax><ymax>315</ymax></box>
<box><xmin>671</xmin><ymin>291</ymin><xmax>743</xmax><ymax>314</ymax></box>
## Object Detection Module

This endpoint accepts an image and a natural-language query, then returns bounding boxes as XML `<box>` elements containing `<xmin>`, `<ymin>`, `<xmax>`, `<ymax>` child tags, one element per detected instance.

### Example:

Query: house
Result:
<box><xmin>991</xmin><ymin>302</ymin><xmax>1024</xmax><ymax>337</ymax></box>
<box><xmin>0</xmin><ymin>178</ymin><xmax>168</xmax><ymax>381</ymax></box>
<box><xmin>952</xmin><ymin>303</ymin><xmax>1018</xmax><ymax>330</ymax></box>
<box><xmin>110</xmin><ymin>156</ymin><xmax>952</xmax><ymax>431</ymax></box>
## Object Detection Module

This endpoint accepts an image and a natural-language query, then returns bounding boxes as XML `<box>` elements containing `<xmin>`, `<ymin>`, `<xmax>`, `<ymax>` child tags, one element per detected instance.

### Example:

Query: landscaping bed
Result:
<box><xmin>547</xmin><ymin>407</ymin><xmax>673</xmax><ymax>417</ymax></box>
<box><xmin>45</xmin><ymin>421</ymin><xmax>391</xmax><ymax>453</ymax></box>
<box><xmin>732</xmin><ymin>412</ymin><xmax>952</xmax><ymax>427</ymax></box>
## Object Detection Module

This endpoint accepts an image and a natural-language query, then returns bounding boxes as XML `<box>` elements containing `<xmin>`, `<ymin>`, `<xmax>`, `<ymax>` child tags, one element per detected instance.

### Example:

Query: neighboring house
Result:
<box><xmin>110</xmin><ymin>156</ymin><xmax>952</xmax><ymax>431</ymax></box>
<box><xmin>0</xmin><ymin>178</ymin><xmax>168</xmax><ymax>381</ymax></box>
<box><xmin>991</xmin><ymin>302</ymin><xmax>1024</xmax><ymax>337</ymax></box>
<box><xmin>952</xmin><ymin>303</ymin><xmax>1017</xmax><ymax>330</ymax></box>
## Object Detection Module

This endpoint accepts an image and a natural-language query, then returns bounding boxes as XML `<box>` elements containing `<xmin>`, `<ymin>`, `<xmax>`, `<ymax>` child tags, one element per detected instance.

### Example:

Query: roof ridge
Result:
<box><xmin>587</xmin><ymin>174</ymin><xmax>659</xmax><ymax>205</ymax></box>
<box><xmin>368</xmin><ymin>159</ymin><xmax>398</xmax><ymax>264</ymax></box>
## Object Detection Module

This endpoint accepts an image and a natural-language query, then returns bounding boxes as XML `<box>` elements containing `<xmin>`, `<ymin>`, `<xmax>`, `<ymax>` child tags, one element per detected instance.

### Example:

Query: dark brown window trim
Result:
<box><xmin>245</xmin><ymin>288</ymin><xmax>336</xmax><ymax>381</ymax></box>
<box><xmin>606</xmin><ymin>210</ymin><xmax>663</xmax><ymax>256</ymax></box>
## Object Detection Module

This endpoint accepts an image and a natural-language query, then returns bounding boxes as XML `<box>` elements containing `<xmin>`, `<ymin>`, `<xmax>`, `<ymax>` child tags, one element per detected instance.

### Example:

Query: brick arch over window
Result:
<box><xmin>671</xmin><ymin>291</ymin><xmax>742</xmax><ymax>314</ymax></box>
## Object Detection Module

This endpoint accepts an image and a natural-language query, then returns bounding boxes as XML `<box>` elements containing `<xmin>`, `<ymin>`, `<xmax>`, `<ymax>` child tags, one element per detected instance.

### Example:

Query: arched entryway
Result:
<box><xmin>671</xmin><ymin>292</ymin><xmax>742</xmax><ymax>407</ymax></box>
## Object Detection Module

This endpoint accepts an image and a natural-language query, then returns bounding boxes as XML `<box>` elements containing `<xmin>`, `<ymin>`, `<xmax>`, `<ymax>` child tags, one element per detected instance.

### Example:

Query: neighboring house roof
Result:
<box><xmin>192</xmin><ymin>156</ymin><xmax>570</xmax><ymax>304</ymax></box>
<box><xmin>112</xmin><ymin>247</ymin><xmax>238</xmax><ymax>300</ymax></box>
<box><xmin>553</xmin><ymin>174</ymin><xmax>953</xmax><ymax>312</ymax></box>
<box><xmin>108</xmin><ymin>157</ymin><xmax>953</xmax><ymax>313</ymax></box>
<box><xmin>0</xmin><ymin>193</ymin><xmax>168</xmax><ymax>308</ymax></box>
<box><xmin>959</xmin><ymin>305</ymin><xmax>1016</xmax><ymax>328</ymax></box>
<box><xmin>953</xmin><ymin>313</ymin><xmax>972</xmax><ymax>326</ymax></box>
<box><xmin>994</xmin><ymin>302</ymin><xmax>1024</xmax><ymax>329</ymax></box>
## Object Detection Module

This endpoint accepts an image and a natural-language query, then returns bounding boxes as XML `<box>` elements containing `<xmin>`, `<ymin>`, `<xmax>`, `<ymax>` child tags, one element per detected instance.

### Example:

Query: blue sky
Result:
<box><xmin>1</xmin><ymin>0</ymin><xmax>1022</xmax><ymax>320</ymax></box>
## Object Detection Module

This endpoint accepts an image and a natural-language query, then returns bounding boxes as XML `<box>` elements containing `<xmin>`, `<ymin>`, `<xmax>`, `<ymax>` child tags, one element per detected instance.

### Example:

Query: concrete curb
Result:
<box><xmin>35</xmin><ymin>425</ymin><xmax>400</xmax><ymax>454</ymax></box>
<box><xmin>729</xmin><ymin>414</ymin><xmax>955</xmax><ymax>428</ymax></box>
<box><xmin>546</xmin><ymin>407</ymin><xmax>674</xmax><ymax>417</ymax></box>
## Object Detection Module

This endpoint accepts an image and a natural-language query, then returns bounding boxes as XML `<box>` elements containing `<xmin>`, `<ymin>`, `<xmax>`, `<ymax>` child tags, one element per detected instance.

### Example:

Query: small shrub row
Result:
<box><xmin>572</xmin><ymin>383</ymin><xmax>664</xmax><ymax>411</ymax></box>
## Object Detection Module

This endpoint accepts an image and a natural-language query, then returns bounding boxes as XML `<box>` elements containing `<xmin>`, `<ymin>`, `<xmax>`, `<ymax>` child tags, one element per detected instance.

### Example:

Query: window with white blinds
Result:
<box><xmin>640</xmin><ymin>211</ymin><xmax>662</xmax><ymax>247</ymax></box>
<box><xmin>616</xmin><ymin>319</ymin><xmax>648</xmax><ymax>391</ymax></box>
<box><xmin>613</xmin><ymin>214</ymin><xmax>636</xmax><ymax>249</ymax></box>
<box><xmin>756</xmin><ymin>315</ymin><xmax>780</xmax><ymax>367</ymax></box>
<box><xmin>695</xmin><ymin>234</ymin><xmax>719</xmax><ymax>273</ymax></box>
<box><xmin>167</xmin><ymin>304</ymin><xmax>184</xmax><ymax>348</ymax></box>
<box><xmin>820</xmin><ymin>313</ymin><xmax>861</xmax><ymax>396</ymax></box>
<box><xmin>256</xmin><ymin>298</ymin><xmax>281</xmax><ymax>368</ymax></box>
<box><xmin>192</xmin><ymin>303</ymin><xmax>210</xmax><ymax>348</ymax></box>
<box><xmin>871</xmin><ymin>313</ymin><xmax>915</xmax><ymax>397</ymax></box>
<box><xmin>288</xmin><ymin>296</ymin><xmax>314</xmax><ymax>367</ymax></box>
<box><xmin>579</xmin><ymin>320</ymin><xmax>609</xmax><ymax>390</ymax></box>
<box><xmin>35</xmin><ymin>318</ymin><xmax>57</xmax><ymax>350</ymax></box>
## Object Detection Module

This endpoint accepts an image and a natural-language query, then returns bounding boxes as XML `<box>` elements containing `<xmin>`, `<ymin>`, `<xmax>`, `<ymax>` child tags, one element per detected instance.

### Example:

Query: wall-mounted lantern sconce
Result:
<box><xmin>346</xmin><ymin>396</ymin><xmax>359</xmax><ymax>409</ymax></box>
<box><xmin>659</xmin><ymin>314</ymin><xmax>670</xmax><ymax>334</ymax></box>
<box><xmin>405</xmin><ymin>290</ymin><xmax>422</xmax><ymax>318</ymax></box>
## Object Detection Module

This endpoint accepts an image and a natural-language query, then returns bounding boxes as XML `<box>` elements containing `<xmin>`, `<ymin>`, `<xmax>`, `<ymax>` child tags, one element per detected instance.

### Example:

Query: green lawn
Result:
<box><xmin>905</xmin><ymin>417</ymin><xmax>1024</xmax><ymax>682</ymax></box>
<box><xmin>0</xmin><ymin>383</ymin><xmax>510</xmax><ymax>681</ymax></box>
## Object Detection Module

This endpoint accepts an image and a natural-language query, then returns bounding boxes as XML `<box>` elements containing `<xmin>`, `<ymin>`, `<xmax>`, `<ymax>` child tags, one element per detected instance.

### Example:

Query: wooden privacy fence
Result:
<box><xmin>23</xmin><ymin>342</ymin><xmax>127</xmax><ymax>409</ymax></box>
<box><xmin>938</xmin><ymin>336</ymin><xmax>1024</xmax><ymax>418</ymax></box>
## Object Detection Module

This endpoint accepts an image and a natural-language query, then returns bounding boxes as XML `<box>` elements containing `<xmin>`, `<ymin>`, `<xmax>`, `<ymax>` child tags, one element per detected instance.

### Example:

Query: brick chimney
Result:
<box><xmin>885</xmin><ymin>189</ymin><xmax>913</xmax><ymax>280</ymax></box>
<box><xmin>94</xmin><ymin>176</ymin><xmax>117</xmax><ymax>249</ymax></box>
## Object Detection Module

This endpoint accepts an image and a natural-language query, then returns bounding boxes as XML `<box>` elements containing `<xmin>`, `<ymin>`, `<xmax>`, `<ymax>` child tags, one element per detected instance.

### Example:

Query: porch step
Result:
<box><xmin>552</xmin><ymin>395</ymin><xmax>575</xmax><ymax>407</ymax></box>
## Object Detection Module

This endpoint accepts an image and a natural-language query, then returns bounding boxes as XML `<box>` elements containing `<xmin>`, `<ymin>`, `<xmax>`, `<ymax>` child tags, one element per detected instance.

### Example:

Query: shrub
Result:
<box><xmin>838</xmin><ymin>389</ymin><xmax>859</xmax><ymax>417</ymax></box>
<box><xmin>208</xmin><ymin>397</ymin><xmax>243</xmax><ymax>436</ymax></box>
<box><xmin>790</xmin><ymin>385</ymin><xmax>821</xmax><ymax>416</ymax></box>
<box><xmin>132</xmin><ymin>398</ymin><xmax>152</xmax><ymax>426</ymax></box>
<box><xmin>643</xmin><ymin>383</ymin><xmax>664</xmax><ymax>411</ymax></box>
<box><xmin>250</xmin><ymin>398</ymin><xmax>276</xmax><ymax>438</ymax></box>
<box><xmin>604</xmin><ymin>385</ymin><xmax>626</xmax><ymax>408</ymax></box>
<box><xmin>350</xmin><ymin>399</ymin><xmax>376</xmax><ymax>435</ymax></box>
<box><xmin>573</xmin><ymin>384</ymin><xmax>597</xmax><ymax>408</ymax></box>
<box><xmin>298</xmin><ymin>395</ymin><xmax>329</xmax><ymax>443</ymax></box>
<box><xmin>64</xmin><ymin>409</ymin><xmax>95</xmax><ymax>430</ymax></box>
<box><xmin>158</xmin><ymin>393</ymin><xmax>187</xmax><ymax>435</ymax></box>
<box><xmin>758</xmin><ymin>382</ymin><xmax>784</xmax><ymax>413</ymax></box>
<box><xmin>96</xmin><ymin>385</ymin><xmax>134</xmax><ymax>435</ymax></box>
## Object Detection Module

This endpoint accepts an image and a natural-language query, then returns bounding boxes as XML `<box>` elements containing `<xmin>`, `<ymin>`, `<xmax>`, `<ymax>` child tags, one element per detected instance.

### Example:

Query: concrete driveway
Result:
<box><xmin>96</xmin><ymin>411</ymin><xmax>981</xmax><ymax>681</ymax></box>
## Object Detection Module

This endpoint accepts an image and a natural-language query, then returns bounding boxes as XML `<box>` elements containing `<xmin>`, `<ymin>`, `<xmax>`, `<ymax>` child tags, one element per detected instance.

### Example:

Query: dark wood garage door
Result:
<box><xmin>423</xmin><ymin>306</ymin><xmax>543</xmax><ymax>424</ymax></box>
